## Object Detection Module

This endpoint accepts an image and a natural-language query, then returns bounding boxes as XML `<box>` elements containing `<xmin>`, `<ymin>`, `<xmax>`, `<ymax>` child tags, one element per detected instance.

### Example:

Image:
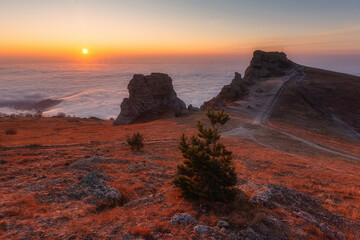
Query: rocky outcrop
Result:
<box><xmin>67</xmin><ymin>172</ymin><xmax>121</xmax><ymax>208</ymax></box>
<box><xmin>243</xmin><ymin>50</ymin><xmax>295</xmax><ymax>83</ymax></box>
<box><xmin>114</xmin><ymin>73</ymin><xmax>187</xmax><ymax>125</ymax></box>
<box><xmin>201</xmin><ymin>72</ymin><xmax>248</xmax><ymax>110</ymax></box>
<box><xmin>201</xmin><ymin>50</ymin><xmax>296</xmax><ymax>109</ymax></box>
<box><xmin>238</xmin><ymin>180</ymin><xmax>360</xmax><ymax>239</ymax></box>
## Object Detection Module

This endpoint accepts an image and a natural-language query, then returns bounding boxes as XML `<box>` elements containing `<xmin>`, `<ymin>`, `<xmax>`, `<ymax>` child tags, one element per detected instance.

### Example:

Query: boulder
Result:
<box><xmin>169</xmin><ymin>213</ymin><xmax>196</xmax><ymax>225</ymax></box>
<box><xmin>201</xmin><ymin>72</ymin><xmax>248</xmax><ymax>110</ymax></box>
<box><xmin>114</xmin><ymin>73</ymin><xmax>187</xmax><ymax>125</ymax></box>
<box><xmin>67</xmin><ymin>172</ymin><xmax>121</xmax><ymax>208</ymax></box>
<box><xmin>243</xmin><ymin>50</ymin><xmax>295</xmax><ymax>83</ymax></box>
<box><xmin>194</xmin><ymin>224</ymin><xmax>213</xmax><ymax>234</ymax></box>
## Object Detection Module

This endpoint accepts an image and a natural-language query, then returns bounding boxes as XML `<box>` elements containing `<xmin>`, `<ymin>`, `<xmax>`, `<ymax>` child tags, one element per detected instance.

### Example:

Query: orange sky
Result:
<box><xmin>1</xmin><ymin>1</ymin><xmax>360</xmax><ymax>63</ymax></box>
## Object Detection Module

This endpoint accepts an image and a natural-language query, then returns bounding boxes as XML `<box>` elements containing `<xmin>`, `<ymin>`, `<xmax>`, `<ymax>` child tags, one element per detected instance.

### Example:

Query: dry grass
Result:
<box><xmin>0</xmin><ymin>115</ymin><xmax>359</xmax><ymax>239</ymax></box>
<box><xmin>131</xmin><ymin>226</ymin><xmax>153</xmax><ymax>239</ymax></box>
<box><xmin>153</xmin><ymin>221</ymin><xmax>171</xmax><ymax>233</ymax></box>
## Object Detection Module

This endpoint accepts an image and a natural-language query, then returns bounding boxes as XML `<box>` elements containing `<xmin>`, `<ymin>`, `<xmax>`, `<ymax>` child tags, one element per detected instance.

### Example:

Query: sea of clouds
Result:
<box><xmin>1</xmin><ymin>56</ymin><xmax>359</xmax><ymax>119</ymax></box>
<box><xmin>0</xmin><ymin>62</ymin><xmax>246</xmax><ymax>119</ymax></box>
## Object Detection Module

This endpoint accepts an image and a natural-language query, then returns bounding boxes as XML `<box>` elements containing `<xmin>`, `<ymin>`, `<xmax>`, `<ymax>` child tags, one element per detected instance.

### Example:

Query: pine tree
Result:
<box><xmin>174</xmin><ymin>110</ymin><xmax>237</xmax><ymax>202</ymax></box>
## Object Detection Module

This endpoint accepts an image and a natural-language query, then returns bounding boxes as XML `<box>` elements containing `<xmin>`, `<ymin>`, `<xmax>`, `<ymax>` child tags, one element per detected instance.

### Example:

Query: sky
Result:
<box><xmin>0</xmin><ymin>0</ymin><xmax>360</xmax><ymax>63</ymax></box>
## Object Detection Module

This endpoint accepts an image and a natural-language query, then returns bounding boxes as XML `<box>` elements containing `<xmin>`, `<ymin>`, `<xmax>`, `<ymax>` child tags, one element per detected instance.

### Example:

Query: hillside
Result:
<box><xmin>1</xmin><ymin>51</ymin><xmax>360</xmax><ymax>239</ymax></box>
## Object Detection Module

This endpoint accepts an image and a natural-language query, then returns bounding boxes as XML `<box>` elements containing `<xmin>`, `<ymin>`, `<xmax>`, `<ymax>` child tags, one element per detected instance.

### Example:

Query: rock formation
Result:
<box><xmin>114</xmin><ymin>73</ymin><xmax>187</xmax><ymax>125</ymax></box>
<box><xmin>201</xmin><ymin>72</ymin><xmax>248</xmax><ymax>110</ymax></box>
<box><xmin>66</xmin><ymin>171</ymin><xmax>121</xmax><ymax>209</ymax></box>
<box><xmin>201</xmin><ymin>50</ymin><xmax>296</xmax><ymax>109</ymax></box>
<box><xmin>237</xmin><ymin>180</ymin><xmax>358</xmax><ymax>239</ymax></box>
<box><xmin>243</xmin><ymin>50</ymin><xmax>295</xmax><ymax>83</ymax></box>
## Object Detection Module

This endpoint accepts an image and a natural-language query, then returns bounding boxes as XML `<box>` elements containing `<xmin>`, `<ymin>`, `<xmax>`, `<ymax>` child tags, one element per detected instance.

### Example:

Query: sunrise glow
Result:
<box><xmin>82</xmin><ymin>49</ymin><xmax>88</xmax><ymax>54</ymax></box>
<box><xmin>0</xmin><ymin>1</ymin><xmax>359</xmax><ymax>63</ymax></box>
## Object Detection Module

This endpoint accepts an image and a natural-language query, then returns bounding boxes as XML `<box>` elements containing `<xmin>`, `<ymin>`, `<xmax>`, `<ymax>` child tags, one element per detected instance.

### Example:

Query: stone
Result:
<box><xmin>201</xmin><ymin>72</ymin><xmax>248</xmax><ymax>110</ymax></box>
<box><xmin>194</xmin><ymin>224</ymin><xmax>213</xmax><ymax>234</ymax></box>
<box><xmin>216</xmin><ymin>220</ymin><xmax>230</xmax><ymax>229</ymax></box>
<box><xmin>169</xmin><ymin>213</ymin><xmax>196</xmax><ymax>225</ymax></box>
<box><xmin>67</xmin><ymin>172</ymin><xmax>121</xmax><ymax>208</ymax></box>
<box><xmin>114</xmin><ymin>73</ymin><xmax>188</xmax><ymax>125</ymax></box>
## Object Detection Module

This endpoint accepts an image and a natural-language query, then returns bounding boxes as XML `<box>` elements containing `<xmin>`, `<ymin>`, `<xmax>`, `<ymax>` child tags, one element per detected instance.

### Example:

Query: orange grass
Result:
<box><xmin>0</xmin><ymin>115</ymin><xmax>359</xmax><ymax>239</ymax></box>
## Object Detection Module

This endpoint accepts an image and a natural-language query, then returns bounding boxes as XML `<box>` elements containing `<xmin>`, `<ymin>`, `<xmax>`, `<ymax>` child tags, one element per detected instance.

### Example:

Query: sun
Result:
<box><xmin>82</xmin><ymin>48</ymin><xmax>88</xmax><ymax>54</ymax></box>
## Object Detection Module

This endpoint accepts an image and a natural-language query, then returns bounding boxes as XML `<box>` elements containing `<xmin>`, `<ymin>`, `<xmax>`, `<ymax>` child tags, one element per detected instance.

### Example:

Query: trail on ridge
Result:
<box><xmin>223</xmin><ymin>67</ymin><xmax>360</xmax><ymax>161</ymax></box>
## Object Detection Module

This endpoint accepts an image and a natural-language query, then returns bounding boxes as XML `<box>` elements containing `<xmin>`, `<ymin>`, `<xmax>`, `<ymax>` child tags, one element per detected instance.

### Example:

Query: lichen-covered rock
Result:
<box><xmin>238</xmin><ymin>180</ymin><xmax>360</xmax><ymax>239</ymax></box>
<box><xmin>169</xmin><ymin>213</ymin><xmax>196</xmax><ymax>225</ymax></box>
<box><xmin>67</xmin><ymin>172</ymin><xmax>121</xmax><ymax>208</ymax></box>
<box><xmin>114</xmin><ymin>73</ymin><xmax>187</xmax><ymax>125</ymax></box>
<box><xmin>201</xmin><ymin>72</ymin><xmax>248</xmax><ymax>110</ymax></box>
<box><xmin>194</xmin><ymin>224</ymin><xmax>213</xmax><ymax>234</ymax></box>
<box><xmin>243</xmin><ymin>50</ymin><xmax>294</xmax><ymax>83</ymax></box>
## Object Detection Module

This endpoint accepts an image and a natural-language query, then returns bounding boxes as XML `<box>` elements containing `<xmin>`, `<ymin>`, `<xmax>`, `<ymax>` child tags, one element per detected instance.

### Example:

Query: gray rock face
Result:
<box><xmin>169</xmin><ymin>213</ymin><xmax>196</xmax><ymax>225</ymax></box>
<box><xmin>114</xmin><ymin>73</ymin><xmax>187</xmax><ymax>125</ymax></box>
<box><xmin>201</xmin><ymin>72</ymin><xmax>248</xmax><ymax>110</ymax></box>
<box><xmin>243</xmin><ymin>50</ymin><xmax>294</xmax><ymax>83</ymax></box>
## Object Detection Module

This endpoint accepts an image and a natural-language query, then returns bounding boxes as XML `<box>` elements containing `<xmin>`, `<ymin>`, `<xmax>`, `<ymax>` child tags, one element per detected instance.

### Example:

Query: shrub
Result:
<box><xmin>127</xmin><ymin>132</ymin><xmax>144</xmax><ymax>151</ymax></box>
<box><xmin>5</xmin><ymin>128</ymin><xmax>17</xmax><ymax>135</ymax></box>
<box><xmin>34</xmin><ymin>111</ymin><xmax>43</xmax><ymax>117</ymax></box>
<box><xmin>174</xmin><ymin>110</ymin><xmax>237</xmax><ymax>202</ymax></box>
<box><xmin>56</xmin><ymin>112</ymin><xmax>66</xmax><ymax>117</ymax></box>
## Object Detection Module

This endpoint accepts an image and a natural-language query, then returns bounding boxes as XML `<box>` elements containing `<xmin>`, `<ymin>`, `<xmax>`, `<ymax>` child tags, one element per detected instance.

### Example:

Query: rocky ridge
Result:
<box><xmin>201</xmin><ymin>50</ymin><xmax>295</xmax><ymax>109</ymax></box>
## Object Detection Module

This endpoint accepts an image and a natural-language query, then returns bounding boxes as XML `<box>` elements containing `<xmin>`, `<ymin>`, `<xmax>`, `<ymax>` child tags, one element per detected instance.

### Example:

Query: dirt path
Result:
<box><xmin>224</xmin><ymin>67</ymin><xmax>360</xmax><ymax>161</ymax></box>
<box><xmin>252</xmin><ymin>69</ymin><xmax>298</xmax><ymax>124</ymax></box>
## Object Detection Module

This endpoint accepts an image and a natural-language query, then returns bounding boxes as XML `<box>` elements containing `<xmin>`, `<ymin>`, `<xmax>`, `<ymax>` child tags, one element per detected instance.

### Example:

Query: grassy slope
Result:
<box><xmin>0</xmin><ymin>113</ymin><xmax>359</xmax><ymax>239</ymax></box>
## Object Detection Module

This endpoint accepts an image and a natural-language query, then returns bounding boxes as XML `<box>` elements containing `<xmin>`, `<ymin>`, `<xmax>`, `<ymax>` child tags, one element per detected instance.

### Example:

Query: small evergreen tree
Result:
<box><xmin>127</xmin><ymin>132</ymin><xmax>144</xmax><ymax>151</ymax></box>
<box><xmin>174</xmin><ymin>110</ymin><xmax>237</xmax><ymax>202</ymax></box>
